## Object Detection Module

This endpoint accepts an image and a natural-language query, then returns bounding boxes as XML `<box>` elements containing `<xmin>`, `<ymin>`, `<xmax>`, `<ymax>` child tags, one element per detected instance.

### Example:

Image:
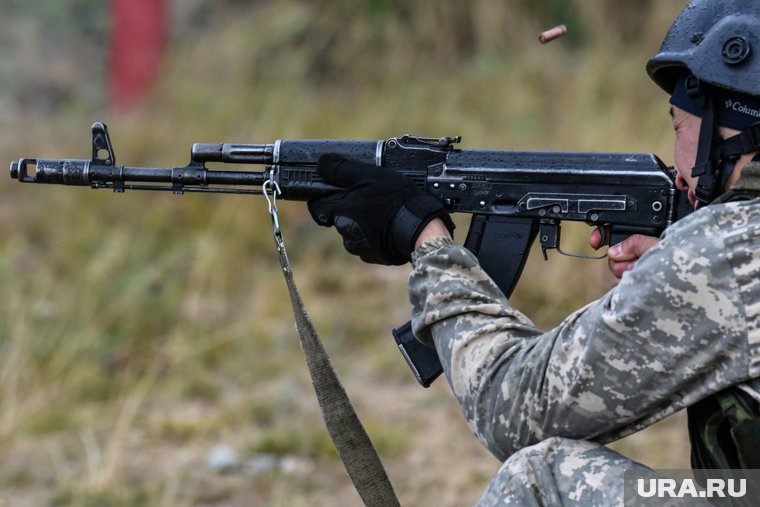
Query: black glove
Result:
<box><xmin>308</xmin><ymin>154</ymin><xmax>455</xmax><ymax>265</ymax></box>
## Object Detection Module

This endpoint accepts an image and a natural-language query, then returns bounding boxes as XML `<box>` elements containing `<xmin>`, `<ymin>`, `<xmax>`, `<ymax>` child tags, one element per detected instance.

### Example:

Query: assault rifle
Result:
<box><xmin>9</xmin><ymin>122</ymin><xmax>692</xmax><ymax>386</ymax></box>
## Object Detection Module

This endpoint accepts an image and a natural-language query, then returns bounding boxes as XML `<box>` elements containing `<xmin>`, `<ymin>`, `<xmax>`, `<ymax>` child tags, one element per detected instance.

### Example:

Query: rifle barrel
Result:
<box><xmin>9</xmin><ymin>158</ymin><xmax>271</xmax><ymax>190</ymax></box>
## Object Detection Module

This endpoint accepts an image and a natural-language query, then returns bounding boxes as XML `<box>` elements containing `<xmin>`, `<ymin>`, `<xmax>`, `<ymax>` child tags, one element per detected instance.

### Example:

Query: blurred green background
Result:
<box><xmin>0</xmin><ymin>1</ymin><xmax>691</xmax><ymax>506</ymax></box>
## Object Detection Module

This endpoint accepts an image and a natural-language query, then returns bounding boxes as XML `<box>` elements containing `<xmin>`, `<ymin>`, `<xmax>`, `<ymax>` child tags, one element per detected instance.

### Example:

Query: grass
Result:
<box><xmin>0</xmin><ymin>1</ymin><xmax>692</xmax><ymax>505</ymax></box>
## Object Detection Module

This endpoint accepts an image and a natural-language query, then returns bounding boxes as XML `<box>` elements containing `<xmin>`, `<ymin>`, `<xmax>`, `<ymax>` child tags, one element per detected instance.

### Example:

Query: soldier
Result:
<box><xmin>309</xmin><ymin>1</ymin><xmax>760</xmax><ymax>504</ymax></box>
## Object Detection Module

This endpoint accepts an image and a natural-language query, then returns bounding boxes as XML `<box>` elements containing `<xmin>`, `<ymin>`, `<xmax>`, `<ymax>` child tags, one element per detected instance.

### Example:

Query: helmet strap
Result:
<box><xmin>711</xmin><ymin>123</ymin><xmax>760</xmax><ymax>196</ymax></box>
<box><xmin>687</xmin><ymin>76</ymin><xmax>724</xmax><ymax>207</ymax></box>
<box><xmin>685</xmin><ymin>77</ymin><xmax>760</xmax><ymax>206</ymax></box>
<box><xmin>718</xmin><ymin>122</ymin><xmax>760</xmax><ymax>160</ymax></box>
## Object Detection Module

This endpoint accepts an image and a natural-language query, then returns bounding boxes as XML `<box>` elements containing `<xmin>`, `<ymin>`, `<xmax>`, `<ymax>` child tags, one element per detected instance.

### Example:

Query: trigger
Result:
<box><xmin>596</xmin><ymin>225</ymin><xmax>608</xmax><ymax>247</ymax></box>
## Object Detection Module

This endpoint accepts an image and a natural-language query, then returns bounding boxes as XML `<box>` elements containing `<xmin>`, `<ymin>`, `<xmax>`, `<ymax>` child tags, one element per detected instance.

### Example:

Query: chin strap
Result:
<box><xmin>687</xmin><ymin>76</ymin><xmax>724</xmax><ymax>207</ymax></box>
<box><xmin>718</xmin><ymin>123</ymin><xmax>760</xmax><ymax>179</ymax></box>
<box><xmin>688</xmin><ymin>77</ymin><xmax>760</xmax><ymax>206</ymax></box>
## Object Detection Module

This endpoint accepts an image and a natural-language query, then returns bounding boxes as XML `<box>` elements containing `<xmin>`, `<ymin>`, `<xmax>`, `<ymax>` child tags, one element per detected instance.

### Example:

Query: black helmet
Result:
<box><xmin>647</xmin><ymin>0</ymin><xmax>760</xmax><ymax>206</ymax></box>
<box><xmin>647</xmin><ymin>0</ymin><xmax>760</xmax><ymax>97</ymax></box>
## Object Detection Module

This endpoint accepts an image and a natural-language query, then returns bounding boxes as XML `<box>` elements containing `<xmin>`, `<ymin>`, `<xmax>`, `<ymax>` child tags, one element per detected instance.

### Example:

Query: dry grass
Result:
<box><xmin>0</xmin><ymin>1</ymin><xmax>693</xmax><ymax>505</ymax></box>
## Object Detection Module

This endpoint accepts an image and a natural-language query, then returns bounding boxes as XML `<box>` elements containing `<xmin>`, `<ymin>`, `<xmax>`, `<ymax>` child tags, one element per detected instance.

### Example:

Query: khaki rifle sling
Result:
<box><xmin>265</xmin><ymin>177</ymin><xmax>401</xmax><ymax>507</ymax></box>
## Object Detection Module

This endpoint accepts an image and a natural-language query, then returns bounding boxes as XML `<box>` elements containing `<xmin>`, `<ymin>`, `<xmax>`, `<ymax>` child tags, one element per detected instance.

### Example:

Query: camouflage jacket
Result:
<box><xmin>409</xmin><ymin>197</ymin><xmax>760</xmax><ymax>462</ymax></box>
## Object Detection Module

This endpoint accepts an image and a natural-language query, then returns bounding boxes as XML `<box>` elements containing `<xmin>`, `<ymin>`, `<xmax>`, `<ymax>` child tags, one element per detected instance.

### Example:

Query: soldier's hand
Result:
<box><xmin>588</xmin><ymin>230</ymin><xmax>659</xmax><ymax>282</ymax></box>
<box><xmin>308</xmin><ymin>154</ymin><xmax>454</xmax><ymax>265</ymax></box>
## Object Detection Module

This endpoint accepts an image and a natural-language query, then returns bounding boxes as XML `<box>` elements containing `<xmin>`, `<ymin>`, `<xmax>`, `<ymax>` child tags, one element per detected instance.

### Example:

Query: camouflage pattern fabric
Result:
<box><xmin>477</xmin><ymin>436</ymin><xmax>709</xmax><ymax>506</ymax></box>
<box><xmin>408</xmin><ymin>197</ymin><xmax>760</xmax><ymax>505</ymax></box>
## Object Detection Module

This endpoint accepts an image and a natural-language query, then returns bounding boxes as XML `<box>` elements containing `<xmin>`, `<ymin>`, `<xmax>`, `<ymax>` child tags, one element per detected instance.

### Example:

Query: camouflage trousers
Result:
<box><xmin>477</xmin><ymin>437</ymin><xmax>710</xmax><ymax>506</ymax></box>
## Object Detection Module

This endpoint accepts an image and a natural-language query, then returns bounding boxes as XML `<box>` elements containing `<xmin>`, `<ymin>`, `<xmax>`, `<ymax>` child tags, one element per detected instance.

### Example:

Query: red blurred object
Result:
<box><xmin>110</xmin><ymin>0</ymin><xmax>168</xmax><ymax>110</ymax></box>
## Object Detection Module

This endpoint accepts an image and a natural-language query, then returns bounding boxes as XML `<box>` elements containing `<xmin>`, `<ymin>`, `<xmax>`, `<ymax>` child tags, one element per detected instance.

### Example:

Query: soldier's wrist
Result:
<box><xmin>414</xmin><ymin>218</ymin><xmax>453</xmax><ymax>248</ymax></box>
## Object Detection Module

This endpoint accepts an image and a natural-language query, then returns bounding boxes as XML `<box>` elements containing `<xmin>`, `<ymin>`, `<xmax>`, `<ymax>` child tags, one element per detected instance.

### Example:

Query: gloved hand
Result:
<box><xmin>308</xmin><ymin>154</ymin><xmax>455</xmax><ymax>265</ymax></box>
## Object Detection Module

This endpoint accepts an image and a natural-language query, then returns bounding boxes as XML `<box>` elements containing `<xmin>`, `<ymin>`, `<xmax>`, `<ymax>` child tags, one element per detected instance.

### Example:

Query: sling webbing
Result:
<box><xmin>264</xmin><ymin>177</ymin><xmax>401</xmax><ymax>507</ymax></box>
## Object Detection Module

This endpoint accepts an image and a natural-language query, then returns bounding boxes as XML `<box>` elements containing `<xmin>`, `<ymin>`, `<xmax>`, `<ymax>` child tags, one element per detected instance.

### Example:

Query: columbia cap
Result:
<box><xmin>670</xmin><ymin>73</ymin><xmax>760</xmax><ymax>130</ymax></box>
